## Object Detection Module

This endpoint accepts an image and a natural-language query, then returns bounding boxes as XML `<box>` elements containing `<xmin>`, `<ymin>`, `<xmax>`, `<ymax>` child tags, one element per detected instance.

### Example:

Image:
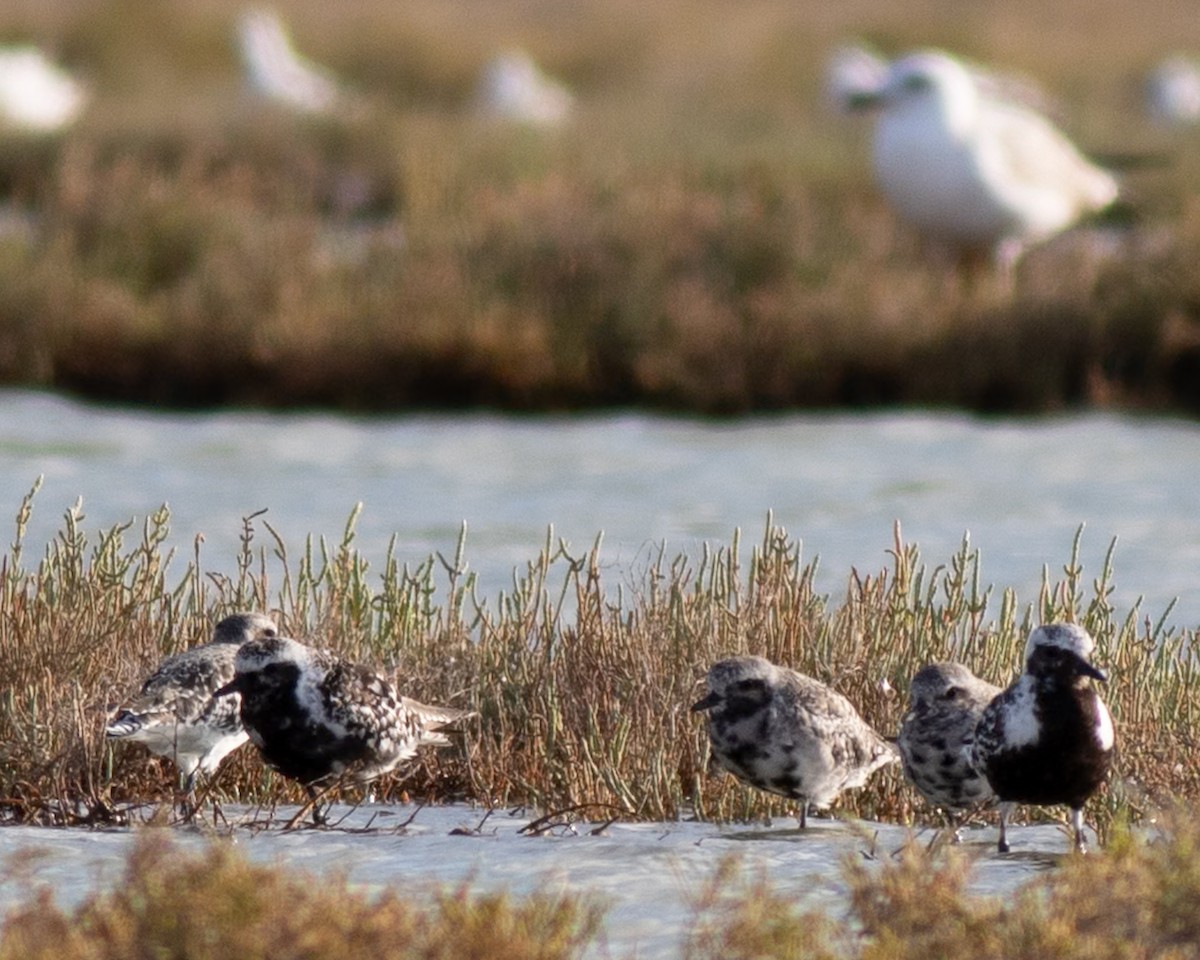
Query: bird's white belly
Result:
<box><xmin>873</xmin><ymin>120</ymin><xmax>1018</xmax><ymax>244</ymax></box>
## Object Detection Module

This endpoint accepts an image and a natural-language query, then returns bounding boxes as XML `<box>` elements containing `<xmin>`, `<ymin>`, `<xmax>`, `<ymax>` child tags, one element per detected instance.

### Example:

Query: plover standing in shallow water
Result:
<box><xmin>106</xmin><ymin>612</ymin><xmax>279</xmax><ymax>803</ymax></box>
<box><xmin>215</xmin><ymin>636</ymin><xmax>473</xmax><ymax>817</ymax></box>
<box><xmin>973</xmin><ymin>623</ymin><xmax>1114</xmax><ymax>853</ymax></box>
<box><xmin>898</xmin><ymin>662</ymin><xmax>1000</xmax><ymax>832</ymax></box>
<box><xmin>692</xmin><ymin>655</ymin><xmax>897</xmax><ymax>827</ymax></box>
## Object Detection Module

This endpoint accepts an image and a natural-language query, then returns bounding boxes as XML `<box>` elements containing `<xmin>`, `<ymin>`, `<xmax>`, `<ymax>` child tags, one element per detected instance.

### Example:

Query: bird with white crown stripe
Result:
<box><xmin>973</xmin><ymin>623</ymin><xmax>1114</xmax><ymax>853</ymax></box>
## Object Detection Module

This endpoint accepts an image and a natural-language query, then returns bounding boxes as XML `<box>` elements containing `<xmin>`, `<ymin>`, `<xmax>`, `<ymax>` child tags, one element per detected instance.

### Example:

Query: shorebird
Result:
<box><xmin>215</xmin><ymin>635</ymin><xmax>473</xmax><ymax>821</ymax></box>
<box><xmin>852</xmin><ymin>49</ymin><xmax>1118</xmax><ymax>272</ymax></box>
<box><xmin>106</xmin><ymin>612</ymin><xmax>279</xmax><ymax>805</ymax></box>
<box><xmin>973</xmin><ymin>623</ymin><xmax>1114</xmax><ymax>853</ymax></box>
<box><xmin>235</xmin><ymin>8</ymin><xmax>343</xmax><ymax>115</ymax></box>
<box><xmin>898</xmin><ymin>661</ymin><xmax>1000</xmax><ymax>834</ymax></box>
<box><xmin>692</xmin><ymin>655</ymin><xmax>897</xmax><ymax>827</ymax></box>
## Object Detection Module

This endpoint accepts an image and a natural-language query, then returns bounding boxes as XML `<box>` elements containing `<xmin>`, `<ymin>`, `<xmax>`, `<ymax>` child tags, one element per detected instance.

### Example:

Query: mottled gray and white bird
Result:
<box><xmin>973</xmin><ymin>623</ymin><xmax>1114</xmax><ymax>853</ymax></box>
<box><xmin>899</xmin><ymin>662</ymin><xmax>1000</xmax><ymax>831</ymax></box>
<box><xmin>106</xmin><ymin>612</ymin><xmax>279</xmax><ymax>800</ymax></box>
<box><xmin>692</xmin><ymin>655</ymin><xmax>897</xmax><ymax>827</ymax></box>
<box><xmin>853</xmin><ymin>49</ymin><xmax>1117</xmax><ymax>271</ymax></box>
<box><xmin>215</xmin><ymin>635</ymin><xmax>472</xmax><ymax>807</ymax></box>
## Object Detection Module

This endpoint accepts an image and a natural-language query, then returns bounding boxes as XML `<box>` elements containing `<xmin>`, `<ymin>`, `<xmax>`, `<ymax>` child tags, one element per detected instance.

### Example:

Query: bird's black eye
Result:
<box><xmin>731</xmin><ymin>678</ymin><xmax>769</xmax><ymax>700</ymax></box>
<box><xmin>939</xmin><ymin>686</ymin><xmax>962</xmax><ymax>701</ymax></box>
<box><xmin>902</xmin><ymin>72</ymin><xmax>931</xmax><ymax>93</ymax></box>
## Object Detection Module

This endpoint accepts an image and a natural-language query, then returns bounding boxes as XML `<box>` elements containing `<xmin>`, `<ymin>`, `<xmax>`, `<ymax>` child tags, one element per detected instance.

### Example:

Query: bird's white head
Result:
<box><xmin>1024</xmin><ymin>623</ymin><xmax>1107</xmax><ymax>682</ymax></box>
<box><xmin>233</xmin><ymin>635</ymin><xmax>313</xmax><ymax>674</ymax></box>
<box><xmin>874</xmin><ymin>50</ymin><xmax>979</xmax><ymax>133</ymax></box>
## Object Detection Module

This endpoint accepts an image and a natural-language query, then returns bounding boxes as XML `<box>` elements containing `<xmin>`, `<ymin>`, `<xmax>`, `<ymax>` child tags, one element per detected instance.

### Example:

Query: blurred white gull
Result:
<box><xmin>1146</xmin><ymin>55</ymin><xmax>1200</xmax><ymax>126</ymax></box>
<box><xmin>0</xmin><ymin>46</ymin><xmax>85</xmax><ymax>132</ymax></box>
<box><xmin>477</xmin><ymin>50</ymin><xmax>573</xmax><ymax>127</ymax></box>
<box><xmin>236</xmin><ymin>8</ymin><xmax>342</xmax><ymax>115</ymax></box>
<box><xmin>853</xmin><ymin>49</ymin><xmax>1116</xmax><ymax>268</ymax></box>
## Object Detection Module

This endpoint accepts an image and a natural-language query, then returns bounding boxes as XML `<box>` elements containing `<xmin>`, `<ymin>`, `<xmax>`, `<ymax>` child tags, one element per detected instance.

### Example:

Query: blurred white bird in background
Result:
<box><xmin>1145</xmin><ymin>55</ymin><xmax>1200</xmax><ymax>126</ymax></box>
<box><xmin>848</xmin><ymin>49</ymin><xmax>1118</xmax><ymax>272</ymax></box>
<box><xmin>476</xmin><ymin>49</ymin><xmax>574</xmax><ymax>128</ymax></box>
<box><xmin>0</xmin><ymin>46</ymin><xmax>86</xmax><ymax>132</ymax></box>
<box><xmin>236</xmin><ymin>8</ymin><xmax>343</xmax><ymax>115</ymax></box>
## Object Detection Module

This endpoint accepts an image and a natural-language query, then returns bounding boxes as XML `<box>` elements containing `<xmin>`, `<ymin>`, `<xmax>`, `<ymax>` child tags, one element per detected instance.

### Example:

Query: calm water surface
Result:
<box><xmin>0</xmin><ymin>389</ymin><xmax>1196</xmax><ymax>624</ymax></box>
<box><xmin>0</xmin><ymin>804</ymin><xmax>1070</xmax><ymax>958</ymax></box>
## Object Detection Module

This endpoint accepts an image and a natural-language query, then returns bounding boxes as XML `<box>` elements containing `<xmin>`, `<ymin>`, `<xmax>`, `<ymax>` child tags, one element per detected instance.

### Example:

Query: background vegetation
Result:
<box><xmin>0</xmin><ymin>0</ymin><xmax>1199</xmax><ymax>413</ymax></box>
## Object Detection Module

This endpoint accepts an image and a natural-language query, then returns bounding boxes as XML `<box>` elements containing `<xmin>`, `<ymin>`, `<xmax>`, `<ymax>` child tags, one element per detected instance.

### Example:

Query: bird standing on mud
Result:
<box><xmin>216</xmin><ymin>634</ymin><xmax>473</xmax><ymax>823</ymax></box>
<box><xmin>973</xmin><ymin>623</ymin><xmax>1114</xmax><ymax>853</ymax></box>
<box><xmin>898</xmin><ymin>661</ymin><xmax>1000</xmax><ymax>836</ymax></box>
<box><xmin>106</xmin><ymin>612</ymin><xmax>279</xmax><ymax>810</ymax></box>
<box><xmin>693</xmin><ymin>655</ymin><xmax>897</xmax><ymax>827</ymax></box>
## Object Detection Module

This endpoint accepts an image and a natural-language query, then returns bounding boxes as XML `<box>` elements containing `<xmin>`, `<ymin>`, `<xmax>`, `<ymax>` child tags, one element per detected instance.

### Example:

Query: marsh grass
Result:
<box><xmin>0</xmin><ymin>483</ymin><xmax>1196</xmax><ymax>836</ymax></box>
<box><xmin>0</xmin><ymin>833</ymin><xmax>606</xmax><ymax>960</ymax></box>
<box><xmin>0</xmin><ymin>0</ymin><xmax>1199</xmax><ymax>413</ymax></box>
<box><xmin>682</xmin><ymin>814</ymin><xmax>1200</xmax><ymax>959</ymax></box>
<box><xmin>5</xmin><ymin>814</ymin><xmax>1200</xmax><ymax>959</ymax></box>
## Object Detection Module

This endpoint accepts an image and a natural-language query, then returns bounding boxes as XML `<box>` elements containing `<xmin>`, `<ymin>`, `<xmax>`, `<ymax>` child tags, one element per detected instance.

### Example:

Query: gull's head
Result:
<box><xmin>1024</xmin><ymin>623</ymin><xmax>1107</xmax><ymax>683</ymax></box>
<box><xmin>211</xmin><ymin>611</ymin><xmax>279</xmax><ymax>646</ymax></box>
<box><xmin>691</xmin><ymin>655</ymin><xmax>777</xmax><ymax>713</ymax></box>
<box><xmin>869</xmin><ymin>50</ymin><xmax>979</xmax><ymax>131</ymax></box>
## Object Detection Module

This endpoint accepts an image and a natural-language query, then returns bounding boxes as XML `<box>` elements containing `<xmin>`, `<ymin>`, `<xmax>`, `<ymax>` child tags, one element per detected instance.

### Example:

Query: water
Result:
<box><xmin>0</xmin><ymin>804</ymin><xmax>1070</xmax><ymax>958</ymax></box>
<box><xmin>0</xmin><ymin>389</ymin><xmax>1196</xmax><ymax>624</ymax></box>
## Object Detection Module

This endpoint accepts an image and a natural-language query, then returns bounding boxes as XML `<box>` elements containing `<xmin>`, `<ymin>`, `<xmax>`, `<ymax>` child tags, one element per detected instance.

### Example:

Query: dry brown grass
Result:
<box><xmin>0</xmin><ymin>833</ymin><xmax>605</xmax><ymax>960</ymax></box>
<box><xmin>0</xmin><ymin>0</ymin><xmax>1198</xmax><ymax>412</ymax></box>
<box><xmin>683</xmin><ymin>813</ymin><xmax>1200</xmax><ymax>959</ymax></box>
<box><xmin>5</xmin><ymin>812</ymin><xmax>1200</xmax><ymax>959</ymax></box>
<box><xmin>0</xmin><ymin>484</ymin><xmax>1196</xmax><ymax>836</ymax></box>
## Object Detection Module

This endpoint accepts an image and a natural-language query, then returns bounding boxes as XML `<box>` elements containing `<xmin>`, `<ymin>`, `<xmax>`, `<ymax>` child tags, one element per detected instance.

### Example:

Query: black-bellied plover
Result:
<box><xmin>898</xmin><ymin>662</ymin><xmax>1000</xmax><ymax>833</ymax></box>
<box><xmin>215</xmin><ymin>635</ymin><xmax>472</xmax><ymax>817</ymax></box>
<box><xmin>106</xmin><ymin>612</ymin><xmax>279</xmax><ymax>803</ymax></box>
<box><xmin>692</xmin><ymin>655</ymin><xmax>897</xmax><ymax>827</ymax></box>
<box><xmin>973</xmin><ymin>623</ymin><xmax>1114</xmax><ymax>853</ymax></box>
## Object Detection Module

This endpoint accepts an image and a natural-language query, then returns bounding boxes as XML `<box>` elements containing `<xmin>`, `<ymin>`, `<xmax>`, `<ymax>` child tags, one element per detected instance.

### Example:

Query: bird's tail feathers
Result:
<box><xmin>401</xmin><ymin>697</ymin><xmax>476</xmax><ymax>730</ymax></box>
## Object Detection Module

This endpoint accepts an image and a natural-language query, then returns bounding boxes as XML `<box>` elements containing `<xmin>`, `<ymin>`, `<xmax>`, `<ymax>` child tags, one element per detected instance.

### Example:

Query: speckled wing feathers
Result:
<box><xmin>696</xmin><ymin>655</ymin><xmax>896</xmax><ymax>814</ymax></box>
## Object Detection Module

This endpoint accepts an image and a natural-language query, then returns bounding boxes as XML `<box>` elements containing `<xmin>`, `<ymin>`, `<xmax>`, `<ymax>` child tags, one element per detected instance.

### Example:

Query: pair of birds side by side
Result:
<box><xmin>105</xmin><ymin>612</ymin><xmax>472</xmax><ymax>817</ymax></box>
<box><xmin>694</xmin><ymin>622</ymin><xmax>1113</xmax><ymax>853</ymax></box>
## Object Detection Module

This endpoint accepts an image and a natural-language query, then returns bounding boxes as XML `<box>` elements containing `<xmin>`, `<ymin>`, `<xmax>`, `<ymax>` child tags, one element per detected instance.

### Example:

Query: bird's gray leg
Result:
<box><xmin>1070</xmin><ymin>807</ymin><xmax>1088</xmax><ymax>853</ymax></box>
<box><xmin>946</xmin><ymin>811</ymin><xmax>964</xmax><ymax>844</ymax></box>
<box><xmin>179</xmin><ymin>768</ymin><xmax>199</xmax><ymax>821</ymax></box>
<box><xmin>799</xmin><ymin>802</ymin><xmax>808</xmax><ymax>830</ymax></box>
<box><xmin>997</xmin><ymin>801</ymin><xmax>1013</xmax><ymax>853</ymax></box>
